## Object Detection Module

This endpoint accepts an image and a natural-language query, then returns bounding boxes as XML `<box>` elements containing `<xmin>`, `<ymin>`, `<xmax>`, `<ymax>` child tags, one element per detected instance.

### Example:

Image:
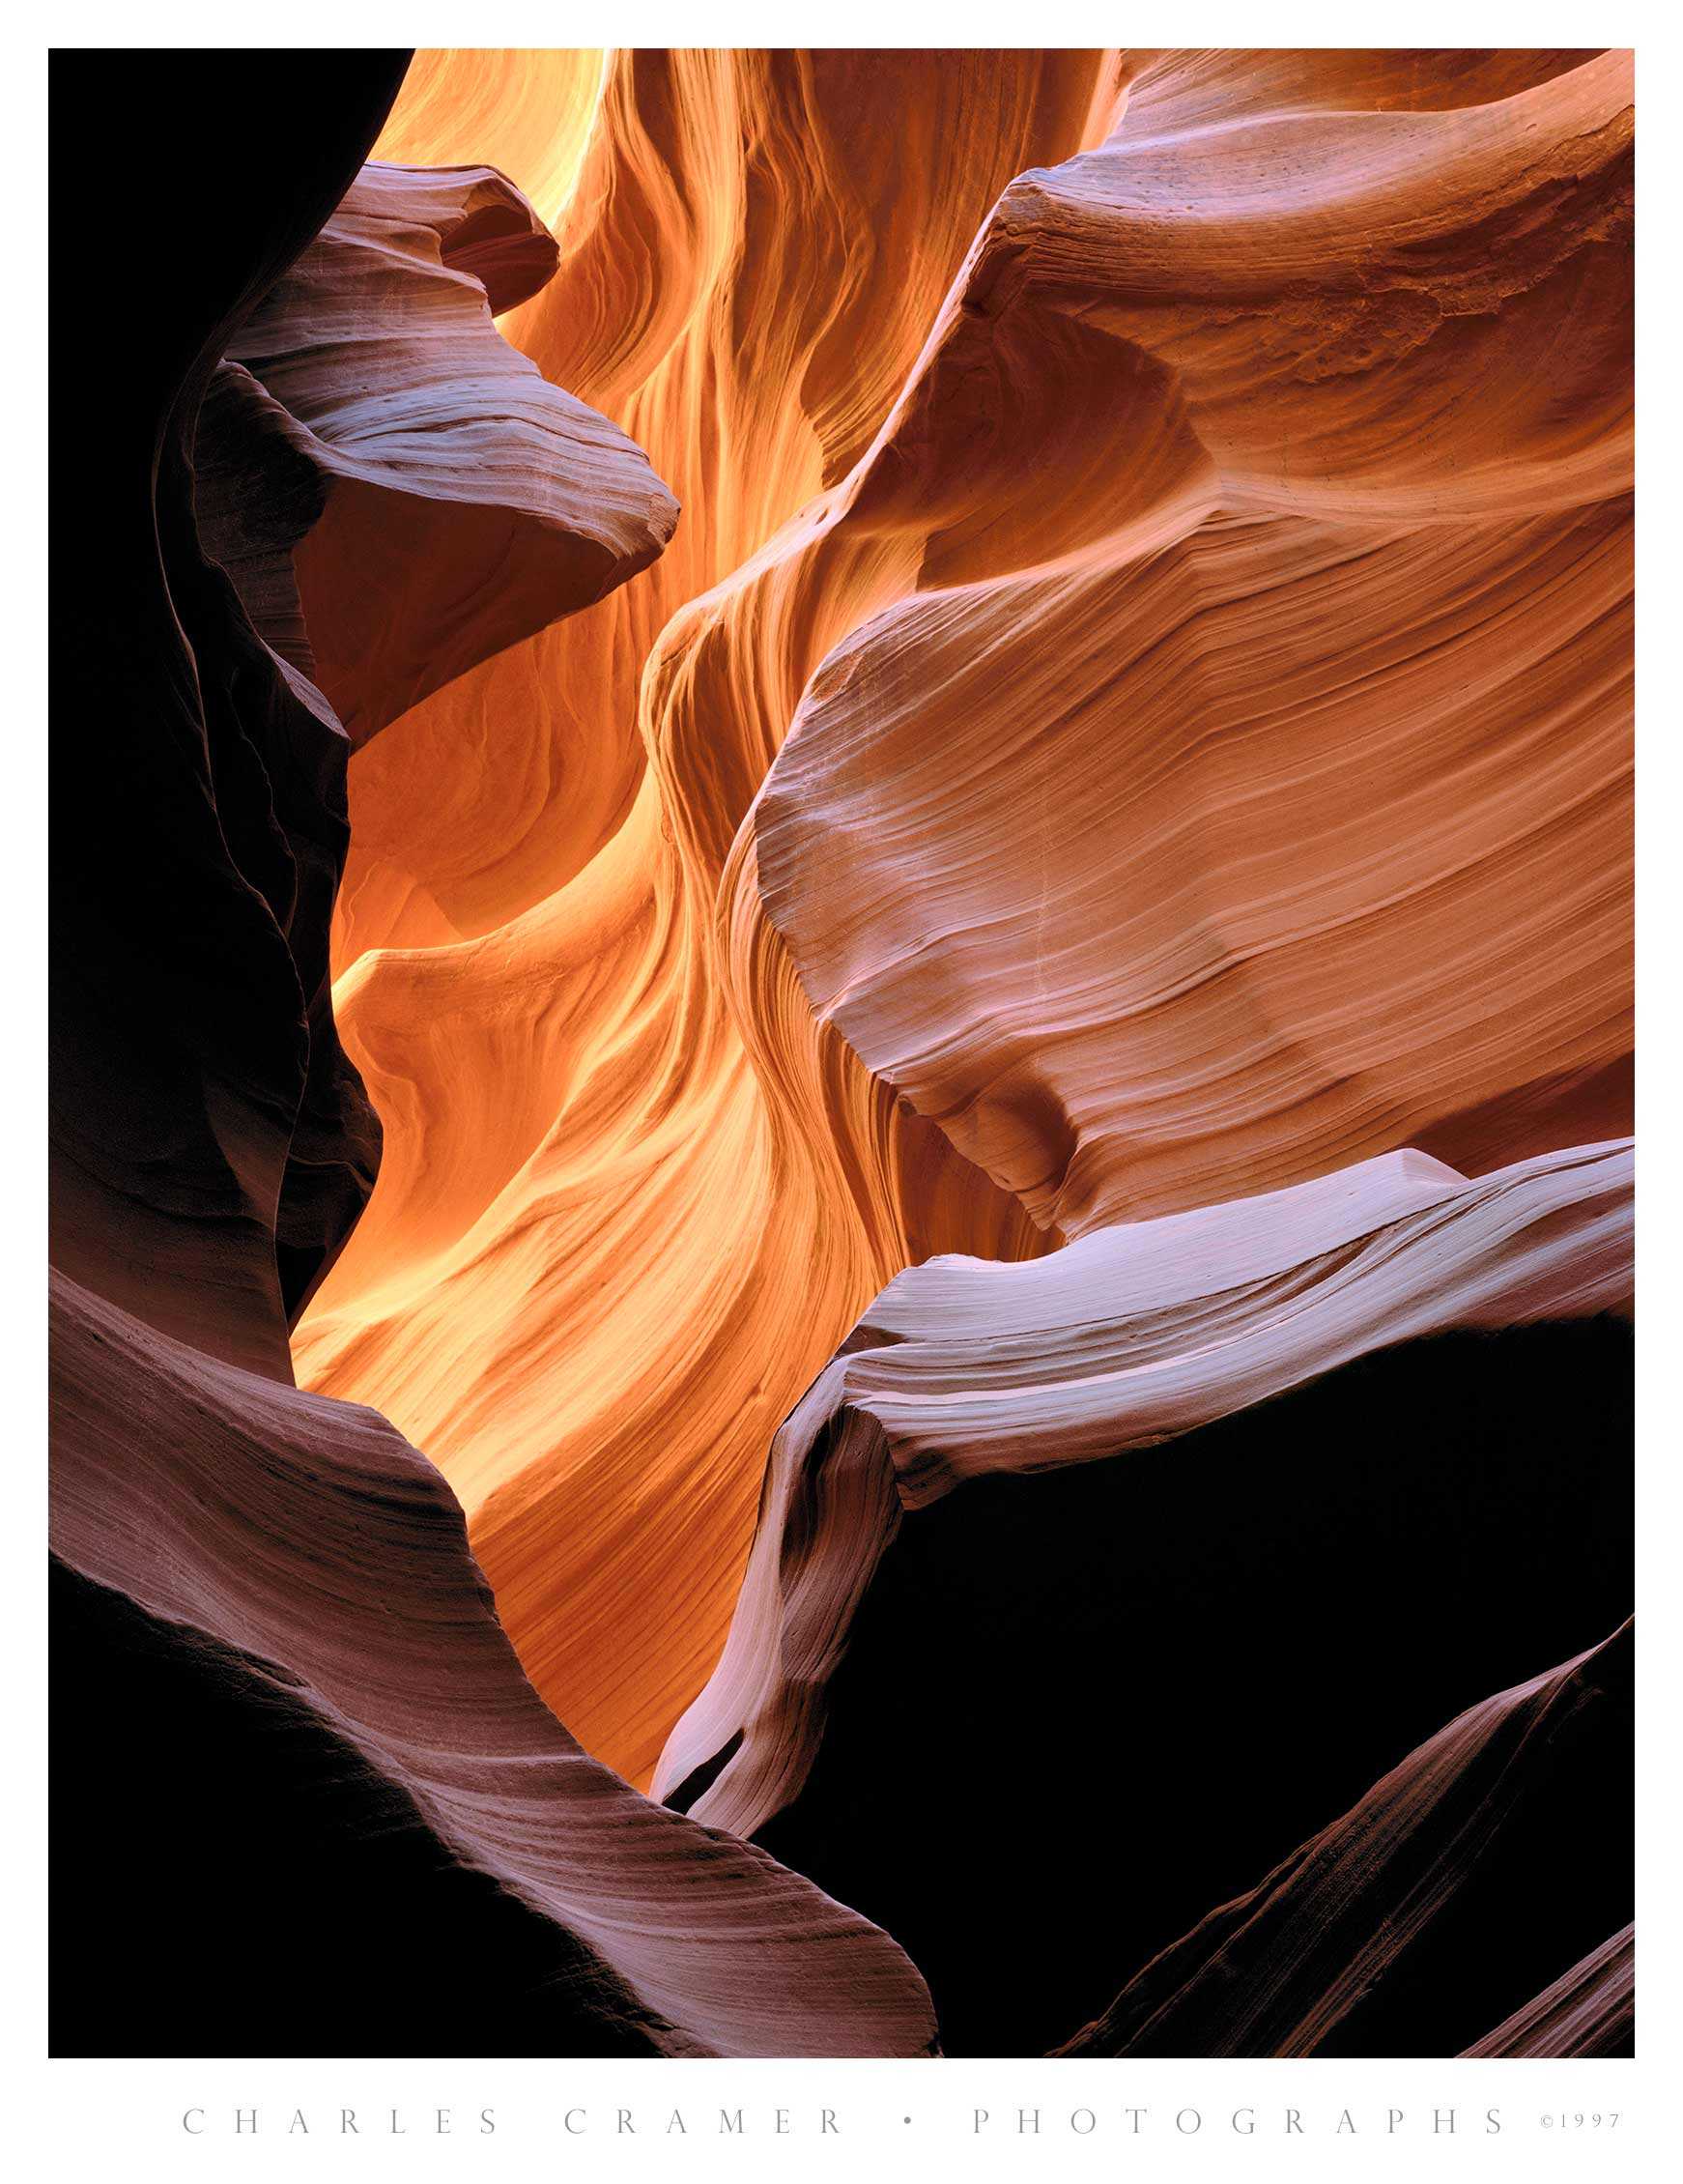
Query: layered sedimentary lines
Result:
<box><xmin>754</xmin><ymin>47</ymin><xmax>1633</xmax><ymax>1238</ymax></box>
<box><xmin>659</xmin><ymin>1141</ymin><xmax>1633</xmax><ymax>1835</ymax></box>
<box><xmin>52</xmin><ymin>1273</ymin><xmax>934</xmax><ymax>2057</ymax></box>
<box><xmin>216</xmin><ymin>160</ymin><xmax>678</xmax><ymax>746</ymax></box>
<box><xmin>297</xmin><ymin>48</ymin><xmax>1631</xmax><ymax>1797</ymax></box>
<box><xmin>50</xmin><ymin>47</ymin><xmax>934</xmax><ymax>2059</ymax></box>
<box><xmin>1059</xmin><ymin>1624</ymin><xmax>1633</xmax><ymax>2059</ymax></box>
<box><xmin>371</xmin><ymin>48</ymin><xmax>611</xmax><ymax>230</ymax></box>
<box><xmin>1461</xmin><ymin>1924</ymin><xmax>1636</xmax><ymax>2060</ymax></box>
<box><xmin>297</xmin><ymin>51</ymin><xmax>1114</xmax><ymax>1785</ymax></box>
<box><xmin>53</xmin><ymin>47</ymin><xmax>1633</xmax><ymax>2061</ymax></box>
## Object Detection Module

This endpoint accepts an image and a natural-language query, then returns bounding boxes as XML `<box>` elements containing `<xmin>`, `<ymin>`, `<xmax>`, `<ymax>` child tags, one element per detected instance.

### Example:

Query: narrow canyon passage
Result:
<box><xmin>49</xmin><ymin>44</ymin><xmax>1633</xmax><ymax>2062</ymax></box>
<box><xmin>296</xmin><ymin>50</ymin><xmax>1112</xmax><ymax>1784</ymax></box>
<box><xmin>297</xmin><ymin>48</ymin><xmax>1632</xmax><ymax>1803</ymax></box>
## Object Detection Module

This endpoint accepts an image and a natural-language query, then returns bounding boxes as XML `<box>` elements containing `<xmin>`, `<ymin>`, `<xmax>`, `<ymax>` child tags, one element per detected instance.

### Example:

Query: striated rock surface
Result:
<box><xmin>54</xmin><ymin>47</ymin><xmax>1634</xmax><ymax>2061</ymax></box>
<box><xmin>51</xmin><ymin>1272</ymin><xmax>935</xmax><ymax>2056</ymax></box>
<box><xmin>50</xmin><ymin>48</ymin><xmax>409</xmax><ymax>1378</ymax></box>
<box><xmin>50</xmin><ymin>47</ymin><xmax>931</xmax><ymax>2060</ymax></box>
<box><xmin>297</xmin><ymin>49</ymin><xmax>1632</xmax><ymax>1801</ymax></box>
<box><xmin>1461</xmin><ymin>1923</ymin><xmax>1635</xmax><ymax>2059</ymax></box>
<box><xmin>660</xmin><ymin>1141</ymin><xmax>1632</xmax><ymax>1835</ymax></box>
<box><xmin>1058</xmin><ymin>1624</ymin><xmax>1633</xmax><ymax>2058</ymax></box>
<box><xmin>731</xmin><ymin>1314</ymin><xmax>1632</xmax><ymax>2055</ymax></box>
<box><xmin>298</xmin><ymin>50</ymin><xmax>1114</xmax><ymax>1787</ymax></box>
<box><xmin>371</xmin><ymin>47</ymin><xmax>611</xmax><ymax>229</ymax></box>
<box><xmin>207</xmin><ymin>160</ymin><xmax>677</xmax><ymax>746</ymax></box>
<box><xmin>752</xmin><ymin>47</ymin><xmax>1633</xmax><ymax>1239</ymax></box>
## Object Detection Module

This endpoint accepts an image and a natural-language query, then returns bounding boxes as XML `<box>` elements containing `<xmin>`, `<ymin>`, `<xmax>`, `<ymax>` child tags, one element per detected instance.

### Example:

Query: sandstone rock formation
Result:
<box><xmin>1462</xmin><ymin>1924</ymin><xmax>1635</xmax><ymax>2059</ymax></box>
<box><xmin>659</xmin><ymin>1141</ymin><xmax>1633</xmax><ymax>1840</ymax></box>
<box><xmin>51</xmin><ymin>49</ymin><xmax>408</xmax><ymax>1382</ymax></box>
<box><xmin>298</xmin><ymin>50</ymin><xmax>1110</xmax><ymax>1788</ymax></box>
<box><xmin>738</xmin><ymin>1315</ymin><xmax>1631</xmax><ymax>2055</ymax></box>
<box><xmin>296</xmin><ymin>48</ymin><xmax>1632</xmax><ymax>1806</ymax></box>
<box><xmin>52</xmin><ymin>46</ymin><xmax>1634</xmax><ymax>2061</ymax></box>
<box><xmin>49</xmin><ymin>46</ymin><xmax>932</xmax><ymax>2060</ymax></box>
<box><xmin>52</xmin><ymin>1271</ymin><xmax>934</xmax><ymax>2055</ymax></box>
<box><xmin>1058</xmin><ymin>1624</ymin><xmax>1633</xmax><ymax>2058</ymax></box>
<box><xmin>213</xmin><ymin>160</ymin><xmax>677</xmax><ymax>747</ymax></box>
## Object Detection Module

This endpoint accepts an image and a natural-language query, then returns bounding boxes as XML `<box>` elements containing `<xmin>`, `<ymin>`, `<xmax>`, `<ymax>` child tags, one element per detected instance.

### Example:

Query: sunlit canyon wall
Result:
<box><xmin>51</xmin><ymin>48</ymin><xmax>1632</xmax><ymax>2058</ymax></box>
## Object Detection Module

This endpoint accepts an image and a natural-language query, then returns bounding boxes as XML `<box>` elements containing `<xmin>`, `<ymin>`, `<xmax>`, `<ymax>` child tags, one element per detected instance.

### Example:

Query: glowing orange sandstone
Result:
<box><xmin>299</xmin><ymin>49</ymin><xmax>1632</xmax><ymax>1796</ymax></box>
<box><xmin>371</xmin><ymin>47</ymin><xmax>609</xmax><ymax>231</ymax></box>
<box><xmin>299</xmin><ymin>52</ymin><xmax>1103</xmax><ymax>1785</ymax></box>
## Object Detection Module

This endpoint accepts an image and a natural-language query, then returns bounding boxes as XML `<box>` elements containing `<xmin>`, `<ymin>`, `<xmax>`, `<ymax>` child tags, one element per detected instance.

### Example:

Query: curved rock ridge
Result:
<box><xmin>1461</xmin><ymin>1923</ymin><xmax>1635</xmax><ymax>2059</ymax></box>
<box><xmin>656</xmin><ymin>1139</ymin><xmax>1632</xmax><ymax>1832</ymax></box>
<box><xmin>331</xmin><ymin>50</ymin><xmax>1121</xmax><ymax>956</ymax></box>
<box><xmin>743</xmin><ymin>1311</ymin><xmax>1630</xmax><ymax>2054</ymax></box>
<box><xmin>752</xmin><ymin>47</ymin><xmax>1633</xmax><ymax>1239</ymax></box>
<box><xmin>55</xmin><ymin>46</ymin><xmax>1633</xmax><ymax>2063</ymax></box>
<box><xmin>212</xmin><ymin>159</ymin><xmax>678</xmax><ymax>746</ymax></box>
<box><xmin>56</xmin><ymin>50</ymin><xmax>942</xmax><ymax>2062</ymax></box>
<box><xmin>371</xmin><ymin>48</ymin><xmax>611</xmax><ymax>230</ymax></box>
<box><xmin>50</xmin><ymin>1272</ymin><xmax>936</xmax><ymax>2059</ymax></box>
<box><xmin>54</xmin><ymin>58</ymin><xmax>681</xmax><ymax>1373</ymax></box>
<box><xmin>50</xmin><ymin>49</ymin><xmax>410</xmax><ymax>1378</ymax></box>
<box><xmin>1057</xmin><ymin>1624</ymin><xmax>1632</xmax><ymax>2058</ymax></box>
<box><xmin>52</xmin><ymin>1555</ymin><xmax>676</xmax><ymax>2058</ymax></box>
<box><xmin>302</xmin><ymin>47</ymin><xmax>1628</xmax><ymax>1782</ymax></box>
<box><xmin>299</xmin><ymin>51</ymin><xmax>1122</xmax><ymax>1787</ymax></box>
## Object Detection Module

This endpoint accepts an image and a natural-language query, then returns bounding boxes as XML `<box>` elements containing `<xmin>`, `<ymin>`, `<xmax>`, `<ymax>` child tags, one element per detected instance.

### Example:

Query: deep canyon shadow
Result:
<box><xmin>756</xmin><ymin>1318</ymin><xmax>1634</xmax><ymax>2055</ymax></box>
<box><xmin>49</xmin><ymin>1560</ymin><xmax>663</xmax><ymax>2057</ymax></box>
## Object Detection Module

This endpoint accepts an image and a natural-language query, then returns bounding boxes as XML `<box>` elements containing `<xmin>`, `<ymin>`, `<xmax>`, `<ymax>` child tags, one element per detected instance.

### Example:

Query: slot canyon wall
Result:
<box><xmin>50</xmin><ymin>46</ymin><xmax>1633</xmax><ymax>2058</ymax></box>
